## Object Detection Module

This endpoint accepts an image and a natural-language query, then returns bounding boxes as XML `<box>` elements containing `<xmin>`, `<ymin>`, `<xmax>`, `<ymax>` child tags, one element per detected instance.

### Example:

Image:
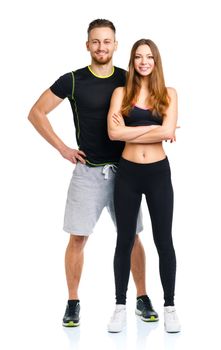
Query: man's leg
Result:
<box><xmin>62</xmin><ymin>163</ymin><xmax>107</xmax><ymax>327</ymax></box>
<box><xmin>65</xmin><ymin>234</ymin><xmax>88</xmax><ymax>299</ymax></box>
<box><xmin>62</xmin><ymin>234</ymin><xmax>88</xmax><ymax>327</ymax></box>
<box><xmin>131</xmin><ymin>235</ymin><xmax>147</xmax><ymax>297</ymax></box>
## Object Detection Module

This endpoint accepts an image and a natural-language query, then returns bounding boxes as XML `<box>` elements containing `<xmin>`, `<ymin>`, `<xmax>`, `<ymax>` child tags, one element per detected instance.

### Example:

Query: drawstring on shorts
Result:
<box><xmin>102</xmin><ymin>164</ymin><xmax>117</xmax><ymax>179</ymax></box>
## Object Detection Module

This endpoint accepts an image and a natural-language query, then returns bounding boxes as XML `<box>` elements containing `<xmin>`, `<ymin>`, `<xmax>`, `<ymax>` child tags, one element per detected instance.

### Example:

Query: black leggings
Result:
<box><xmin>114</xmin><ymin>157</ymin><xmax>176</xmax><ymax>306</ymax></box>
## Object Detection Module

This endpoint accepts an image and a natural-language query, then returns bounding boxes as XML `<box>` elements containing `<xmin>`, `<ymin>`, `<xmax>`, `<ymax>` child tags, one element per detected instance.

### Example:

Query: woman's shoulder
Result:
<box><xmin>166</xmin><ymin>87</ymin><xmax>177</xmax><ymax>97</ymax></box>
<box><xmin>111</xmin><ymin>86</ymin><xmax>125</xmax><ymax>100</ymax></box>
<box><xmin>113</xmin><ymin>86</ymin><xmax>125</xmax><ymax>94</ymax></box>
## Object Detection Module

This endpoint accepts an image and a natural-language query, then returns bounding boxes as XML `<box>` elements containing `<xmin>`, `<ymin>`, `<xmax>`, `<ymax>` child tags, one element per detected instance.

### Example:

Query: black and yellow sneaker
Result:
<box><xmin>135</xmin><ymin>295</ymin><xmax>159</xmax><ymax>322</ymax></box>
<box><xmin>62</xmin><ymin>300</ymin><xmax>80</xmax><ymax>327</ymax></box>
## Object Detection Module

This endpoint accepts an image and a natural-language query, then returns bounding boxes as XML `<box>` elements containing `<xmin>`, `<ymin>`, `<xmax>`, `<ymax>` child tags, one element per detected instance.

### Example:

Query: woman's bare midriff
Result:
<box><xmin>122</xmin><ymin>142</ymin><xmax>166</xmax><ymax>164</ymax></box>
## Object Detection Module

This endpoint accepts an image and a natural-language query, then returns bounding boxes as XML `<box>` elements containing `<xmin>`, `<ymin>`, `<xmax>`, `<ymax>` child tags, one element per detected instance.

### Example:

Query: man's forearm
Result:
<box><xmin>28</xmin><ymin>107</ymin><xmax>67</xmax><ymax>153</ymax></box>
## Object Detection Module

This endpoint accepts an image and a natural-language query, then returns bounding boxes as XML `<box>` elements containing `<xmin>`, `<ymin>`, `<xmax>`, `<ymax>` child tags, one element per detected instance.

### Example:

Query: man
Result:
<box><xmin>28</xmin><ymin>19</ymin><xmax>158</xmax><ymax>330</ymax></box>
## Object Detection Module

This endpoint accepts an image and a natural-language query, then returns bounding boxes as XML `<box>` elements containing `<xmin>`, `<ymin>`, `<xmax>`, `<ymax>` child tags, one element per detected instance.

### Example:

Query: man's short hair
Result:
<box><xmin>87</xmin><ymin>19</ymin><xmax>116</xmax><ymax>35</ymax></box>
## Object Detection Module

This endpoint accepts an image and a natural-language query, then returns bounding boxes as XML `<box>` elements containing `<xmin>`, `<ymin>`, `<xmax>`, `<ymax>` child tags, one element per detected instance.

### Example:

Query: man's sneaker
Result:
<box><xmin>135</xmin><ymin>295</ymin><xmax>159</xmax><ymax>322</ymax></box>
<box><xmin>62</xmin><ymin>300</ymin><xmax>80</xmax><ymax>327</ymax></box>
<box><xmin>107</xmin><ymin>305</ymin><xmax>126</xmax><ymax>333</ymax></box>
<box><xmin>164</xmin><ymin>306</ymin><xmax>181</xmax><ymax>333</ymax></box>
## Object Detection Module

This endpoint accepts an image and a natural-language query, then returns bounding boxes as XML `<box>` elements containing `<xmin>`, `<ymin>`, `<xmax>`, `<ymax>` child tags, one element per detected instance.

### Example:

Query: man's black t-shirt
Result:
<box><xmin>50</xmin><ymin>66</ymin><xmax>126</xmax><ymax>166</ymax></box>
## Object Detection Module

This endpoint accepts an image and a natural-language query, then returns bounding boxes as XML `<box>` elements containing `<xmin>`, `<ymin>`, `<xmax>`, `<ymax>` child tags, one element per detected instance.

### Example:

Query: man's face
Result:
<box><xmin>86</xmin><ymin>27</ymin><xmax>117</xmax><ymax>65</ymax></box>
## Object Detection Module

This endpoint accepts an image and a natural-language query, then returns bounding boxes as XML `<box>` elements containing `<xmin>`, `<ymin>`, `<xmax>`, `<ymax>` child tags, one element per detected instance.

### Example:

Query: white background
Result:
<box><xmin>1</xmin><ymin>0</ymin><xmax>221</xmax><ymax>349</ymax></box>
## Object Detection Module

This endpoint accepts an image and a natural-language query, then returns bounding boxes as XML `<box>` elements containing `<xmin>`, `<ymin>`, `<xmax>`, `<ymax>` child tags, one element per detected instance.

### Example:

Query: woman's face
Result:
<box><xmin>134</xmin><ymin>44</ymin><xmax>155</xmax><ymax>76</ymax></box>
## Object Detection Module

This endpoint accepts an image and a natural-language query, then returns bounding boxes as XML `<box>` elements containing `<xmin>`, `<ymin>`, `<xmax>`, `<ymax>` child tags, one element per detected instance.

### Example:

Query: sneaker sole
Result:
<box><xmin>107</xmin><ymin>329</ymin><xmax>123</xmax><ymax>333</ymax></box>
<box><xmin>164</xmin><ymin>324</ymin><xmax>181</xmax><ymax>333</ymax></box>
<box><xmin>62</xmin><ymin>321</ymin><xmax>80</xmax><ymax>327</ymax></box>
<box><xmin>107</xmin><ymin>325</ymin><xmax>126</xmax><ymax>333</ymax></box>
<box><xmin>135</xmin><ymin>309</ymin><xmax>159</xmax><ymax>322</ymax></box>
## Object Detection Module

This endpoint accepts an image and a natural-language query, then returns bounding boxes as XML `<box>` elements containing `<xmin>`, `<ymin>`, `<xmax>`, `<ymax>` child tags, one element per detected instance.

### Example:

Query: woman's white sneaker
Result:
<box><xmin>107</xmin><ymin>305</ymin><xmax>126</xmax><ymax>333</ymax></box>
<box><xmin>164</xmin><ymin>306</ymin><xmax>181</xmax><ymax>333</ymax></box>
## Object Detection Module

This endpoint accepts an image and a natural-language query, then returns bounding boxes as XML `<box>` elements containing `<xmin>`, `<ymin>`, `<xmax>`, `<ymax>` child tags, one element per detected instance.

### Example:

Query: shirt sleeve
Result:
<box><xmin>50</xmin><ymin>72</ymin><xmax>73</xmax><ymax>99</ymax></box>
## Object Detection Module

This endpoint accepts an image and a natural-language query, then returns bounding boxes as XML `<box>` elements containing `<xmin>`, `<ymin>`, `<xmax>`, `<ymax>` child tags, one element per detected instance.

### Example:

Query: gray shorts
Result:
<box><xmin>63</xmin><ymin>162</ymin><xmax>143</xmax><ymax>236</ymax></box>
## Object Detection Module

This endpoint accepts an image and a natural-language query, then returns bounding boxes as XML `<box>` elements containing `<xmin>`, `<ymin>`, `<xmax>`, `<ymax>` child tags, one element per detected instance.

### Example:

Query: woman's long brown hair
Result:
<box><xmin>121</xmin><ymin>39</ymin><xmax>170</xmax><ymax>117</ymax></box>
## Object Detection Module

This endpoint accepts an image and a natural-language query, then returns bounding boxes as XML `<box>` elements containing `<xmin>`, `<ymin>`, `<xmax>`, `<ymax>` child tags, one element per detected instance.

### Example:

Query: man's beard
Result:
<box><xmin>92</xmin><ymin>52</ymin><xmax>112</xmax><ymax>65</ymax></box>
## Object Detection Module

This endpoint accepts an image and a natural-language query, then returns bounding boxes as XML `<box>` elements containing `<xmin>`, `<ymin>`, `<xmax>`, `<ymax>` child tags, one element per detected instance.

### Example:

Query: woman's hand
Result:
<box><xmin>165</xmin><ymin>126</ymin><xmax>180</xmax><ymax>143</ymax></box>
<box><xmin>112</xmin><ymin>113</ymin><xmax>125</xmax><ymax>126</ymax></box>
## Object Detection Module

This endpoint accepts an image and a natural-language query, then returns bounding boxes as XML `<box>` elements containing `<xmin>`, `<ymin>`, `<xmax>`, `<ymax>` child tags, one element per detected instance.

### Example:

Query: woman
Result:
<box><xmin>107</xmin><ymin>39</ymin><xmax>180</xmax><ymax>333</ymax></box>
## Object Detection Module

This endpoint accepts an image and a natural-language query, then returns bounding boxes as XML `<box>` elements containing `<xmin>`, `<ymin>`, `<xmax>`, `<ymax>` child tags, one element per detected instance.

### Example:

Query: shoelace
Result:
<box><xmin>169</xmin><ymin>310</ymin><xmax>177</xmax><ymax>319</ymax></box>
<box><xmin>165</xmin><ymin>309</ymin><xmax>178</xmax><ymax>321</ymax></box>
<box><xmin>111</xmin><ymin>308</ymin><xmax>125</xmax><ymax>321</ymax></box>
<box><xmin>68</xmin><ymin>303</ymin><xmax>79</xmax><ymax>316</ymax></box>
<box><xmin>140</xmin><ymin>297</ymin><xmax>153</xmax><ymax>311</ymax></box>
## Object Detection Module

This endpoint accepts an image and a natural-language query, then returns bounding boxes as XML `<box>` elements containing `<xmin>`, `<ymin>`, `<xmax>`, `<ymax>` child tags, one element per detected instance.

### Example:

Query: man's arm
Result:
<box><xmin>28</xmin><ymin>88</ymin><xmax>86</xmax><ymax>163</ymax></box>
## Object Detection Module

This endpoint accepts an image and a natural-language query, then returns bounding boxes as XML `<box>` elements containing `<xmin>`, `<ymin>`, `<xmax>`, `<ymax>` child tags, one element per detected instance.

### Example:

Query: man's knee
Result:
<box><xmin>68</xmin><ymin>234</ymin><xmax>88</xmax><ymax>250</ymax></box>
<box><xmin>133</xmin><ymin>234</ymin><xmax>141</xmax><ymax>247</ymax></box>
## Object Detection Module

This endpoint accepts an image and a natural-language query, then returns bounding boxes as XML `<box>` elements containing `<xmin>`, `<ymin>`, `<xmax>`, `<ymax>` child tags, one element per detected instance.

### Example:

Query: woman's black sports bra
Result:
<box><xmin>124</xmin><ymin>105</ymin><xmax>162</xmax><ymax>127</ymax></box>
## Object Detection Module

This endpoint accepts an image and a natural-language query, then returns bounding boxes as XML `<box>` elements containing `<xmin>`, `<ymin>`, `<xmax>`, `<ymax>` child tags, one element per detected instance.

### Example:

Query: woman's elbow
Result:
<box><xmin>162</xmin><ymin>127</ymin><xmax>175</xmax><ymax>140</ymax></box>
<box><xmin>108</xmin><ymin>130</ymin><xmax>118</xmax><ymax>141</ymax></box>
